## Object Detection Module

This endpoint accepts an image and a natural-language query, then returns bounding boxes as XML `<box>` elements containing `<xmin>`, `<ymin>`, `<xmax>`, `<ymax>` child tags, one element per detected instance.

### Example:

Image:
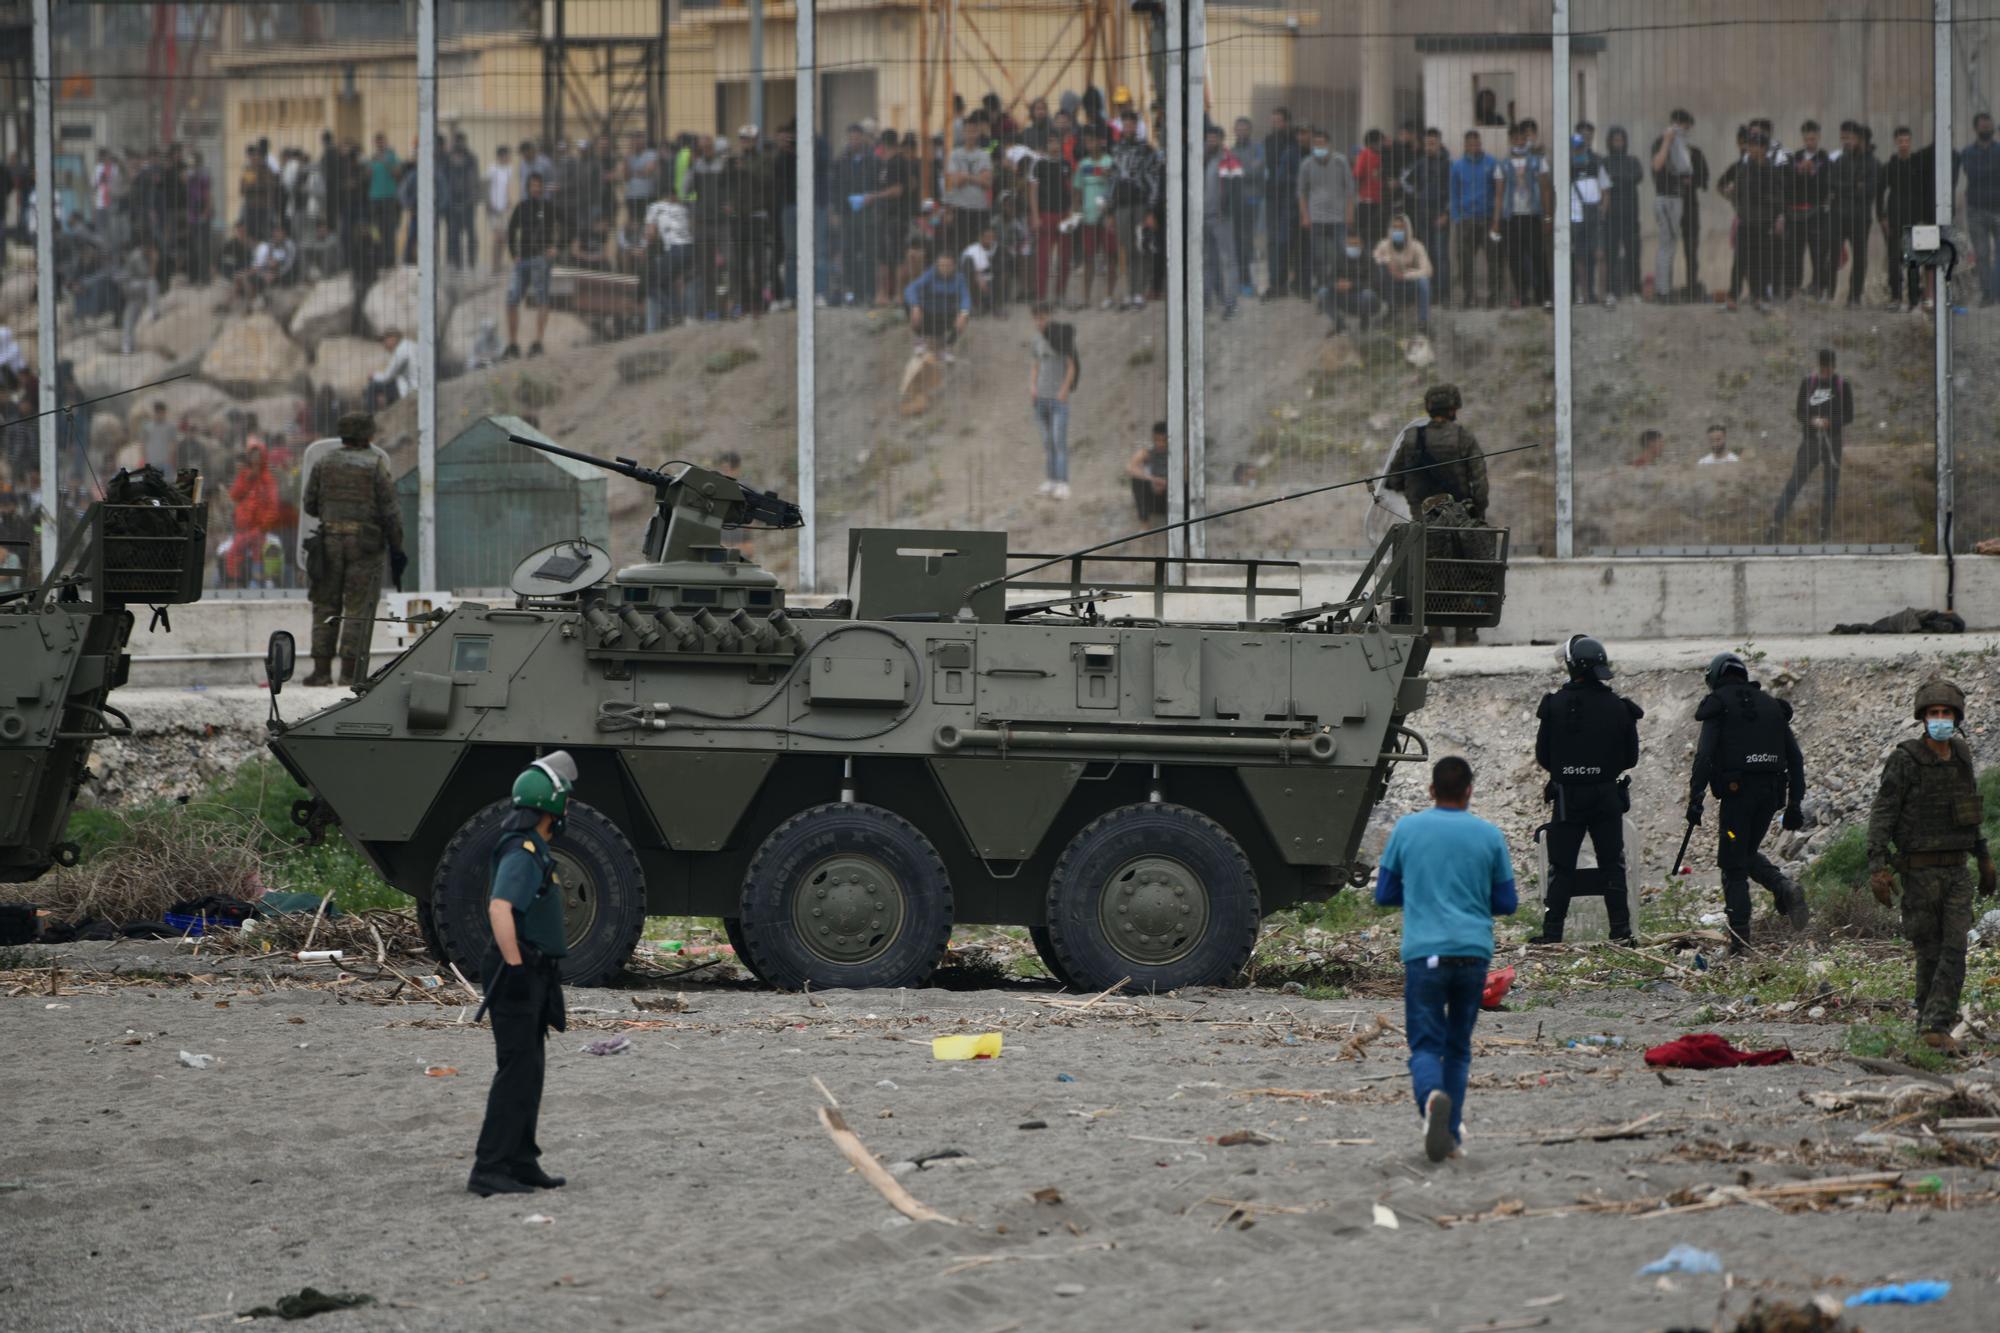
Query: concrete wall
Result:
<box><xmin>124</xmin><ymin>553</ymin><xmax>2000</xmax><ymax>686</ymax></box>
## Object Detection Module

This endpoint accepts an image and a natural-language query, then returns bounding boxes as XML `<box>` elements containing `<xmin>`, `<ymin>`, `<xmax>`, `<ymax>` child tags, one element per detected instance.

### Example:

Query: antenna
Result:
<box><xmin>958</xmin><ymin>440</ymin><xmax>1545</xmax><ymax>606</ymax></box>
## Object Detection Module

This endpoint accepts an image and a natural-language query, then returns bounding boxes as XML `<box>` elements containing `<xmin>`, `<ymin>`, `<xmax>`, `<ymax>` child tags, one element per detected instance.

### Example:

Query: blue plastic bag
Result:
<box><xmin>1845</xmin><ymin>1281</ymin><xmax>1950</xmax><ymax>1307</ymax></box>
<box><xmin>1637</xmin><ymin>1245</ymin><xmax>1723</xmax><ymax>1276</ymax></box>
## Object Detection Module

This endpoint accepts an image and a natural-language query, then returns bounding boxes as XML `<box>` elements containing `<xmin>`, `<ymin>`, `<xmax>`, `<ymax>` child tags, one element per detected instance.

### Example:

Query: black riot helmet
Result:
<box><xmin>1705</xmin><ymin>651</ymin><xmax>1750</xmax><ymax>690</ymax></box>
<box><xmin>1559</xmin><ymin>633</ymin><xmax>1613</xmax><ymax>682</ymax></box>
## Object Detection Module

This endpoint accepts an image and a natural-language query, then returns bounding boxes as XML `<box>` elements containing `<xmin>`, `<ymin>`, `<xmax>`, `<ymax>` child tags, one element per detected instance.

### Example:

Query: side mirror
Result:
<box><xmin>265</xmin><ymin>630</ymin><xmax>296</xmax><ymax>695</ymax></box>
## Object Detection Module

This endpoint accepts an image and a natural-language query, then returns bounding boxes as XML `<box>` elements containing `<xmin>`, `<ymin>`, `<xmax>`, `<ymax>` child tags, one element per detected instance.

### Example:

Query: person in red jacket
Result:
<box><xmin>1353</xmin><ymin>128</ymin><xmax>1386</xmax><ymax>245</ymax></box>
<box><xmin>225</xmin><ymin>441</ymin><xmax>283</xmax><ymax>586</ymax></box>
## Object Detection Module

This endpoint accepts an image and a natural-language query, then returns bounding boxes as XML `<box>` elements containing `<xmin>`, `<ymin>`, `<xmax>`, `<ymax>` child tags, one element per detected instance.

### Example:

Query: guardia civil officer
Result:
<box><xmin>1687</xmin><ymin>653</ymin><xmax>1810</xmax><ymax>955</ymax></box>
<box><xmin>468</xmin><ymin>751</ymin><xmax>577</xmax><ymax>1197</ymax></box>
<box><xmin>1529</xmin><ymin>634</ymin><xmax>1642</xmax><ymax>943</ymax></box>
<box><xmin>1865</xmin><ymin>678</ymin><xmax>1997</xmax><ymax>1052</ymax></box>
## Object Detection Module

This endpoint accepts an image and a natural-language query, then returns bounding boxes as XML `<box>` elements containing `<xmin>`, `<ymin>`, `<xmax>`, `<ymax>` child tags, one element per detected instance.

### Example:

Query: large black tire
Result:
<box><xmin>415</xmin><ymin>897</ymin><xmax>446</xmax><ymax>963</ymax></box>
<box><xmin>722</xmin><ymin>917</ymin><xmax>770</xmax><ymax>984</ymax></box>
<box><xmin>737</xmin><ymin>802</ymin><xmax>953</xmax><ymax>990</ymax></box>
<box><xmin>429</xmin><ymin>798</ymin><xmax>647</xmax><ymax>987</ymax></box>
<box><xmin>1045</xmin><ymin>803</ymin><xmax>1260</xmax><ymax>992</ymax></box>
<box><xmin>1028</xmin><ymin>925</ymin><xmax>1080</xmax><ymax>989</ymax></box>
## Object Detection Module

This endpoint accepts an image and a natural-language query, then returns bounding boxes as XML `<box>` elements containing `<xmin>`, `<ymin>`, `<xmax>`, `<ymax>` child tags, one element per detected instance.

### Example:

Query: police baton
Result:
<box><xmin>1670</xmin><ymin>821</ymin><xmax>1697</xmax><ymax>879</ymax></box>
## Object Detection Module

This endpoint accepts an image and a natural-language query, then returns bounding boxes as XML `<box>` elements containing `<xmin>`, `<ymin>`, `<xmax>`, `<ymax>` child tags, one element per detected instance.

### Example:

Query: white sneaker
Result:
<box><xmin>1036</xmin><ymin>480</ymin><xmax>1055</xmax><ymax>496</ymax></box>
<box><xmin>814</xmin><ymin>294</ymin><xmax>829</xmax><ymax>308</ymax></box>
<box><xmin>913</xmin><ymin>337</ymin><xmax>930</xmax><ymax>355</ymax></box>
<box><xmin>1051</xmin><ymin>481</ymin><xmax>1071</xmax><ymax>500</ymax></box>
<box><xmin>1130</xmin><ymin>295</ymin><xmax>1146</xmax><ymax>309</ymax></box>
<box><xmin>941</xmin><ymin>349</ymin><xmax>957</xmax><ymax>364</ymax></box>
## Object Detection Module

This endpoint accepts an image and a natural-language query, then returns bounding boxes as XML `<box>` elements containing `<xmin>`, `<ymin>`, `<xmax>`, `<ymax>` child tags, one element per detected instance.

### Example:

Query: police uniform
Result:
<box><xmin>1534</xmin><ymin>673</ymin><xmax>1643</xmax><ymax>941</ymax></box>
<box><xmin>1866</xmin><ymin>679</ymin><xmax>1995</xmax><ymax>1037</ymax></box>
<box><xmin>469</xmin><ymin>765</ymin><xmax>572</xmax><ymax>1197</ymax></box>
<box><xmin>301</xmin><ymin>413</ymin><xmax>403</xmax><ymax>686</ymax></box>
<box><xmin>1689</xmin><ymin>670</ymin><xmax>1808</xmax><ymax>949</ymax></box>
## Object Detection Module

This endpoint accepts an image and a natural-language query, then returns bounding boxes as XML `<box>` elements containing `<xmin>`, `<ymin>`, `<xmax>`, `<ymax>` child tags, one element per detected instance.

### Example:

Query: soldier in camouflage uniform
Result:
<box><xmin>301</xmin><ymin>412</ymin><xmax>403</xmax><ymax>686</ymax></box>
<box><xmin>1865</xmin><ymin>678</ymin><xmax>1998</xmax><ymax>1053</ymax></box>
<box><xmin>1386</xmin><ymin>385</ymin><xmax>1492</xmax><ymax>644</ymax></box>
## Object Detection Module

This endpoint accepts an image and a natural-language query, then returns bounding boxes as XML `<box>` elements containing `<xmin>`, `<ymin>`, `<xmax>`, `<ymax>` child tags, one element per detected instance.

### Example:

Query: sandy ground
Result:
<box><xmin>2</xmin><ymin>945</ymin><xmax>1996</xmax><ymax>1333</ymax></box>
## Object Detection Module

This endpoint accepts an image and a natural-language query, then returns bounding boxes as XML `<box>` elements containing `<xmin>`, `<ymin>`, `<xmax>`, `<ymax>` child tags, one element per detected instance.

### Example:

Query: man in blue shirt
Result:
<box><xmin>1962</xmin><ymin>113</ymin><xmax>2000</xmax><ymax>307</ymax></box>
<box><xmin>904</xmin><ymin>251</ymin><xmax>972</xmax><ymax>354</ymax></box>
<box><xmin>1450</xmin><ymin>130</ymin><xmax>1498</xmax><ymax>308</ymax></box>
<box><xmin>1375</xmin><ymin>755</ymin><xmax>1517</xmax><ymax>1162</ymax></box>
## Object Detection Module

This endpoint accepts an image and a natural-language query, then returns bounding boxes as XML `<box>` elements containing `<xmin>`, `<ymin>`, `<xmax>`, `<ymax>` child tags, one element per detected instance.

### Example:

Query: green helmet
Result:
<box><xmin>1423</xmin><ymin>384</ymin><xmax>1462</xmax><ymax>417</ymax></box>
<box><xmin>511</xmin><ymin>750</ymin><xmax>578</xmax><ymax>816</ymax></box>
<box><xmin>1914</xmin><ymin>677</ymin><xmax>1966</xmax><ymax>723</ymax></box>
<box><xmin>336</xmin><ymin>411</ymin><xmax>377</xmax><ymax>443</ymax></box>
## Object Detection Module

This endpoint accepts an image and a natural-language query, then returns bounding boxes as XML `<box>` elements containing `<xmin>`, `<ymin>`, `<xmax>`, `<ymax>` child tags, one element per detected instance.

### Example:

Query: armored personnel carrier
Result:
<box><xmin>1</xmin><ymin>467</ymin><xmax>209</xmax><ymax>882</ymax></box>
<box><xmin>267</xmin><ymin>433</ymin><xmax>1507</xmax><ymax>990</ymax></box>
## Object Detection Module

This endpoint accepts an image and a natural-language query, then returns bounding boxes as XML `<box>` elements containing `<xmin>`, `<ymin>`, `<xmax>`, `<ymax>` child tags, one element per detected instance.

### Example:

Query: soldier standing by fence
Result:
<box><xmin>301</xmin><ymin>412</ymin><xmax>403</xmax><ymax>687</ymax></box>
<box><xmin>1866</xmin><ymin>678</ymin><xmax>1997</xmax><ymax>1053</ymax></box>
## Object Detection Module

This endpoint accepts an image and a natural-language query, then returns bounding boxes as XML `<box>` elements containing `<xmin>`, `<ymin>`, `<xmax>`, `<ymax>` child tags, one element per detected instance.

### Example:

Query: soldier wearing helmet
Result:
<box><xmin>1529</xmin><ymin>634</ymin><xmax>1643</xmax><ymax>943</ymax></box>
<box><xmin>1385</xmin><ymin>384</ymin><xmax>1490</xmax><ymax>643</ymax></box>
<box><xmin>469</xmin><ymin>750</ymin><xmax>578</xmax><ymax>1196</ymax></box>
<box><xmin>1865</xmin><ymin>678</ymin><xmax>1996</xmax><ymax>1053</ymax></box>
<box><xmin>300</xmin><ymin>411</ymin><xmax>403</xmax><ymax>686</ymax></box>
<box><xmin>1687</xmin><ymin>652</ymin><xmax>1810</xmax><ymax>954</ymax></box>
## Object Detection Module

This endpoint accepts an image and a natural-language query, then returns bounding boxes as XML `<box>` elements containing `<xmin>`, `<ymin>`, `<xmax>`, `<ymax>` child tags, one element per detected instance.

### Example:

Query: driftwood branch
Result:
<box><xmin>816</xmin><ymin>1105</ymin><xmax>956</xmax><ymax>1226</ymax></box>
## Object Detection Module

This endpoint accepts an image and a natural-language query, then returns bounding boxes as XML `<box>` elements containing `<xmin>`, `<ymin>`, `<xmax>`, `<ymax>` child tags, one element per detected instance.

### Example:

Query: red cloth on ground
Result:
<box><xmin>1481</xmin><ymin>965</ymin><xmax>1515</xmax><ymax>1010</ymax></box>
<box><xmin>1643</xmin><ymin>1033</ymin><xmax>1794</xmax><ymax>1069</ymax></box>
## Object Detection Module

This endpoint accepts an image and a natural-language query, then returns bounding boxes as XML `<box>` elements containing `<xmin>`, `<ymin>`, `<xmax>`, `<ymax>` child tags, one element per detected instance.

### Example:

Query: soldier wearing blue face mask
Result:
<box><xmin>1866</xmin><ymin>679</ymin><xmax>1997</xmax><ymax>1053</ymax></box>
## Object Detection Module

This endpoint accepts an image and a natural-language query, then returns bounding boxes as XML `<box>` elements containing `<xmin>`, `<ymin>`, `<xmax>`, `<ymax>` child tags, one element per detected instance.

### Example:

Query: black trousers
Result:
<box><xmin>1716</xmin><ymin>779</ymin><xmax>1788</xmax><ymax>945</ymax></box>
<box><xmin>1833</xmin><ymin>210</ymin><xmax>1871</xmax><ymax>302</ymax></box>
<box><xmin>1543</xmin><ymin>812</ymin><xmax>1633</xmax><ymax>941</ymax></box>
<box><xmin>1771</xmin><ymin>434</ymin><xmax>1841</xmax><ymax>540</ymax></box>
<box><xmin>474</xmin><ymin>954</ymin><xmax>558</xmax><ymax>1176</ymax></box>
<box><xmin>1503</xmin><ymin>215</ymin><xmax>1543</xmax><ymax>305</ymax></box>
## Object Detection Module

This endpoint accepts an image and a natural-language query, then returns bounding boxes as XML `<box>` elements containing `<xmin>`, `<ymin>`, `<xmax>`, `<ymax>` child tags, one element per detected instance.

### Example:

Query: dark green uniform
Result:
<box><xmin>473</xmin><ymin>830</ymin><xmax>568</xmax><ymax>1183</ymax></box>
<box><xmin>1866</xmin><ymin>737</ymin><xmax>1986</xmax><ymax>1033</ymax></box>
<box><xmin>302</xmin><ymin>442</ymin><xmax>402</xmax><ymax>680</ymax></box>
<box><xmin>1384</xmin><ymin>419</ymin><xmax>1489</xmax><ymax>522</ymax></box>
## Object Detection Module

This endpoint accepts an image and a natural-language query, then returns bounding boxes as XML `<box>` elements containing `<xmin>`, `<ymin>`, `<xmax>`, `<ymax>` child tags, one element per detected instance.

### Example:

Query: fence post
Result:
<box><xmin>32</xmin><ymin>0</ymin><xmax>55</xmax><ymax>576</ymax></box>
<box><xmin>797</xmin><ymin>0</ymin><xmax>818</xmax><ymax>589</ymax></box>
<box><xmin>1935</xmin><ymin>0</ymin><xmax>1953</xmax><ymax>557</ymax></box>
<box><xmin>1185</xmin><ymin>0</ymin><xmax>1207</xmax><ymax>559</ymax></box>
<box><xmin>1552</xmin><ymin>0</ymin><xmax>1574</xmax><ymax>559</ymax></box>
<box><xmin>1166</xmin><ymin>0</ymin><xmax>1187</xmax><ymax>560</ymax></box>
<box><xmin>416</xmin><ymin>0</ymin><xmax>439</xmax><ymax>590</ymax></box>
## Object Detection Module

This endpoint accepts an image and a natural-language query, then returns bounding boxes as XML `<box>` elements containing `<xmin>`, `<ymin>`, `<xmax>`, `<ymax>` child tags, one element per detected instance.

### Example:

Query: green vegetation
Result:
<box><xmin>704</xmin><ymin>345</ymin><xmax>760</xmax><ymax>374</ymax></box>
<box><xmin>1846</xmin><ymin>1019</ymin><xmax>1955</xmax><ymax>1073</ymax></box>
<box><xmin>59</xmin><ymin>761</ymin><xmax>400</xmax><ymax>915</ymax></box>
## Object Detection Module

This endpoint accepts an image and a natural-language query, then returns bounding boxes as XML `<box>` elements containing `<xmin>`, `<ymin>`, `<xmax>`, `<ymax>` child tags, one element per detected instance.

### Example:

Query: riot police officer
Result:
<box><xmin>1865</xmin><ymin>678</ymin><xmax>1997</xmax><ymax>1052</ymax></box>
<box><xmin>1530</xmin><ymin>634</ymin><xmax>1643</xmax><ymax>943</ymax></box>
<box><xmin>1687</xmin><ymin>652</ymin><xmax>1810</xmax><ymax>955</ymax></box>
<box><xmin>468</xmin><ymin>751</ymin><xmax>577</xmax><ymax>1197</ymax></box>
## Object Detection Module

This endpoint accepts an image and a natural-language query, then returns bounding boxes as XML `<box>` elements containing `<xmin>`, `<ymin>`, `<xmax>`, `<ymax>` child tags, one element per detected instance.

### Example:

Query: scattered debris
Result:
<box><xmin>1215</xmin><ymin>1129</ymin><xmax>1276</xmax><ymax>1147</ymax></box>
<box><xmin>1371</xmin><ymin>1203</ymin><xmax>1400</xmax><ymax>1230</ymax></box>
<box><xmin>237</xmin><ymin>1287</ymin><xmax>375</xmax><ymax>1320</ymax></box>
<box><xmin>1337</xmin><ymin>1013</ymin><xmax>1394</xmax><ymax>1061</ymax></box>
<box><xmin>423</xmin><ymin>1065</ymin><xmax>458</xmax><ymax>1077</ymax></box>
<box><xmin>522</xmin><ymin>1213</ymin><xmax>553</xmax><ymax>1225</ymax></box>
<box><xmin>177</xmin><ymin>1050</ymin><xmax>215</xmax><ymax>1069</ymax></box>
<box><xmin>1845</xmin><ymin>1280</ymin><xmax>1950</xmax><ymax>1307</ymax></box>
<box><xmin>930</xmin><ymin>1032</ymin><xmax>1003</xmax><ymax>1060</ymax></box>
<box><xmin>1644</xmin><ymin>1034</ymin><xmax>1794</xmax><ymax>1069</ymax></box>
<box><xmin>1637</xmin><ymin>1244</ymin><xmax>1723</xmax><ymax>1276</ymax></box>
<box><xmin>815</xmin><ymin>1104</ymin><xmax>956</xmax><ymax>1226</ymax></box>
<box><xmin>581</xmin><ymin>1035</ymin><xmax>632</xmax><ymax>1057</ymax></box>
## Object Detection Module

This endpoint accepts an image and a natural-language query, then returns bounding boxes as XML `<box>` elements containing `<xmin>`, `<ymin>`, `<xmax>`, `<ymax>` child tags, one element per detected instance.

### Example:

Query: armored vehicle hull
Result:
<box><xmin>268</xmin><ymin>442</ymin><xmax>1505</xmax><ymax>990</ymax></box>
<box><xmin>1</xmin><ymin>469</ymin><xmax>208</xmax><ymax>882</ymax></box>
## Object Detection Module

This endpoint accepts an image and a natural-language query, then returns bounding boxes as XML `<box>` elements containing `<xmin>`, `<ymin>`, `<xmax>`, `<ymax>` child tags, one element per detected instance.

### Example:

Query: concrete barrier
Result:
<box><xmin>123</xmin><ymin>554</ymin><xmax>1999</xmax><ymax>685</ymax></box>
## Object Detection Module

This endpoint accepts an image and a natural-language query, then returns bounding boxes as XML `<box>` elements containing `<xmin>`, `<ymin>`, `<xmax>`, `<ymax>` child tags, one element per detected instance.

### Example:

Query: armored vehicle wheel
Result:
<box><xmin>429</xmin><ymin>798</ymin><xmax>647</xmax><ymax>987</ymax></box>
<box><xmin>416</xmin><ymin>898</ymin><xmax>447</xmax><ymax>963</ymax></box>
<box><xmin>737</xmin><ymin>802</ymin><xmax>953</xmax><ymax>990</ymax></box>
<box><xmin>1045</xmin><ymin>803</ymin><xmax>1260</xmax><ymax>992</ymax></box>
<box><xmin>722</xmin><ymin>918</ymin><xmax>770</xmax><ymax>983</ymax></box>
<box><xmin>1028</xmin><ymin>926</ymin><xmax>1080</xmax><ymax>989</ymax></box>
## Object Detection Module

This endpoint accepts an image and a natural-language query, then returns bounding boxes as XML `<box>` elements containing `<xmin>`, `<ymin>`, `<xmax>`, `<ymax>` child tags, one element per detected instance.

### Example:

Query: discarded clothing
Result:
<box><xmin>1637</xmin><ymin>1244</ymin><xmax>1723</xmax><ymax>1276</ymax></box>
<box><xmin>258</xmin><ymin>891</ymin><xmax>343</xmax><ymax>918</ymax></box>
<box><xmin>166</xmin><ymin>895</ymin><xmax>261</xmax><ymax>927</ymax></box>
<box><xmin>1845</xmin><ymin>1280</ymin><xmax>1950</xmax><ymax>1307</ymax></box>
<box><xmin>1830</xmin><ymin>607</ymin><xmax>1964</xmax><ymax>635</ymax></box>
<box><xmin>1480</xmin><ymin>965</ymin><xmax>1516</xmax><ymax>1010</ymax></box>
<box><xmin>238</xmin><ymin>1288</ymin><xmax>375</xmax><ymax>1320</ymax></box>
<box><xmin>1642</xmin><ymin>1033</ymin><xmax>1794</xmax><ymax>1069</ymax></box>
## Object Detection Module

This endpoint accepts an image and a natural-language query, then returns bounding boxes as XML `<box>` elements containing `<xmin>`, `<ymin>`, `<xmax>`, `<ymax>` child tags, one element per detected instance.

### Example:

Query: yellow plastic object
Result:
<box><xmin>931</xmin><ymin>1032</ymin><xmax>1004</xmax><ymax>1060</ymax></box>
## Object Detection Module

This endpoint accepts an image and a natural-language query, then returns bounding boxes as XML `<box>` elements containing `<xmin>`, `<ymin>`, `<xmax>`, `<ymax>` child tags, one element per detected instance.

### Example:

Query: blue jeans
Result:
<box><xmin>1404</xmin><ymin>958</ymin><xmax>1485</xmax><ymax>1142</ymax></box>
<box><xmin>1380</xmin><ymin>267</ymin><xmax>1431</xmax><ymax>326</ymax></box>
<box><xmin>1033</xmin><ymin>397</ymin><xmax>1069</xmax><ymax>482</ymax></box>
<box><xmin>1969</xmin><ymin>207</ymin><xmax>2000</xmax><ymax>303</ymax></box>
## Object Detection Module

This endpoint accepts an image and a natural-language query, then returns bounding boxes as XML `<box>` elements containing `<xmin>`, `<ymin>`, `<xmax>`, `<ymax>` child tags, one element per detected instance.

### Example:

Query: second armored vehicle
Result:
<box><xmin>268</xmin><ymin>430</ymin><xmax>1506</xmax><ymax>990</ymax></box>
